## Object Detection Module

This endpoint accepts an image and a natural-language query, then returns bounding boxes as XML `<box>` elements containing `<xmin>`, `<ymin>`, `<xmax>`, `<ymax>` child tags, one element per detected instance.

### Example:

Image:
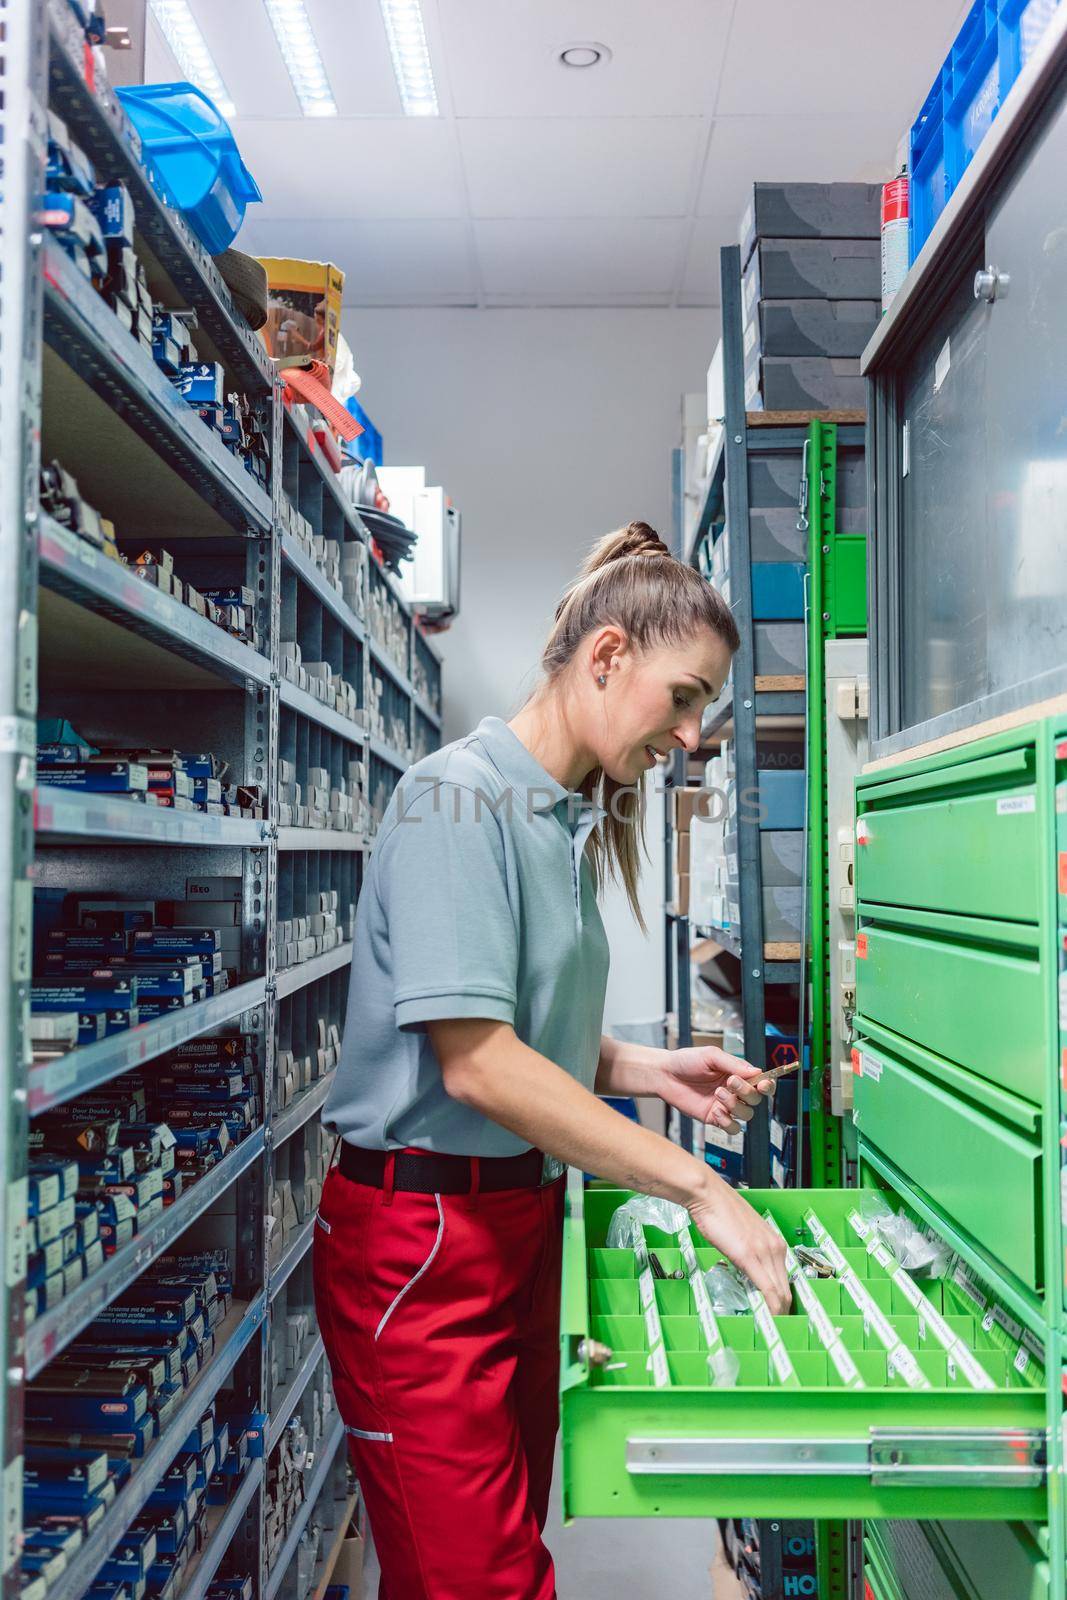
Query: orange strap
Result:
<box><xmin>280</xmin><ymin>360</ymin><xmax>362</xmax><ymax>442</ymax></box>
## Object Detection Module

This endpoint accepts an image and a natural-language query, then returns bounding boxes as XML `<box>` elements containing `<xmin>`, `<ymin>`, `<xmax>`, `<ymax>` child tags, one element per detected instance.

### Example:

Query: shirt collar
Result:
<box><xmin>475</xmin><ymin>716</ymin><xmax>593</xmax><ymax>817</ymax></box>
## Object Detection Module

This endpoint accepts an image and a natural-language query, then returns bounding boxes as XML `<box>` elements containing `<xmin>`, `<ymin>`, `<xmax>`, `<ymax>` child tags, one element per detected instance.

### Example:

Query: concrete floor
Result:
<box><xmin>360</xmin><ymin>1453</ymin><xmax>745</xmax><ymax>1598</ymax></box>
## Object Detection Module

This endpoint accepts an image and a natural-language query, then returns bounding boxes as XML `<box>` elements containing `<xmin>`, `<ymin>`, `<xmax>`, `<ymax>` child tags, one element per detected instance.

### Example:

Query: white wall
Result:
<box><xmin>344</xmin><ymin>306</ymin><xmax>718</xmax><ymax>1028</ymax></box>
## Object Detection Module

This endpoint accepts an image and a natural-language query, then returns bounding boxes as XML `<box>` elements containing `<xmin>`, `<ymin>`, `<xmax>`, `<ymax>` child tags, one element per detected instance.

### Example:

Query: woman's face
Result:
<box><xmin>594</xmin><ymin>631</ymin><xmax>733</xmax><ymax>785</ymax></box>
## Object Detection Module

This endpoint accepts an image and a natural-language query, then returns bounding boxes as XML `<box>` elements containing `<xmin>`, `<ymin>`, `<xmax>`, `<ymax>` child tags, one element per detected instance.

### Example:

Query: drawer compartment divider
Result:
<box><xmin>859</xmin><ymin>1142</ymin><xmax>1045</xmax><ymax>1337</ymax></box>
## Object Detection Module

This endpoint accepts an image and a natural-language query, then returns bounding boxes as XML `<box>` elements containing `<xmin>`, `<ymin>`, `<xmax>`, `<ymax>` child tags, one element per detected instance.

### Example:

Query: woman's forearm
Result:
<box><xmin>430</xmin><ymin>1019</ymin><xmax>707</xmax><ymax>1209</ymax></box>
<box><xmin>595</xmin><ymin>1032</ymin><xmax>668</xmax><ymax>1098</ymax></box>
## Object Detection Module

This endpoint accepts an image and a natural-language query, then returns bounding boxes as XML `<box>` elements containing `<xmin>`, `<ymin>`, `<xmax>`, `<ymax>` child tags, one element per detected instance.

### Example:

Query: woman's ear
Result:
<box><xmin>590</xmin><ymin>625</ymin><xmax>628</xmax><ymax>684</ymax></box>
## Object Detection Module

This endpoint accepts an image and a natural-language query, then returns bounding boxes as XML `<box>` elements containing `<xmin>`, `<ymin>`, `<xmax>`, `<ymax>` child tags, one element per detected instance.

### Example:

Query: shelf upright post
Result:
<box><xmin>0</xmin><ymin>4</ymin><xmax>47</xmax><ymax>1587</ymax></box>
<box><xmin>239</xmin><ymin>376</ymin><xmax>285</xmax><ymax>1600</ymax></box>
<box><xmin>720</xmin><ymin>245</ymin><xmax>770</xmax><ymax>1187</ymax></box>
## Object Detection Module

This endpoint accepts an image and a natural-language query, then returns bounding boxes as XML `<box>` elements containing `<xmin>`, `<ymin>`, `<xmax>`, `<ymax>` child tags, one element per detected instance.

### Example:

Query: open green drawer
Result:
<box><xmin>560</xmin><ymin>1184</ymin><xmax>1046</xmax><ymax>1523</ymax></box>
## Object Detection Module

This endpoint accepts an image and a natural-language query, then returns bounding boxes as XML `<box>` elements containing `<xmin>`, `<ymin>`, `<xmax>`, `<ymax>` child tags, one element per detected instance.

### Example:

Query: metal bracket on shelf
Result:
<box><xmin>625</xmin><ymin>1428</ymin><xmax>1046</xmax><ymax>1487</ymax></box>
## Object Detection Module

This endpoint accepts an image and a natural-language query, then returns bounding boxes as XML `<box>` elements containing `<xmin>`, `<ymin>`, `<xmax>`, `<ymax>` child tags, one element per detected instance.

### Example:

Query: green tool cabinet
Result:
<box><xmin>561</xmin><ymin>716</ymin><xmax>1066</xmax><ymax>1594</ymax></box>
<box><xmin>863</xmin><ymin>1519</ymin><xmax>1050</xmax><ymax>1600</ymax></box>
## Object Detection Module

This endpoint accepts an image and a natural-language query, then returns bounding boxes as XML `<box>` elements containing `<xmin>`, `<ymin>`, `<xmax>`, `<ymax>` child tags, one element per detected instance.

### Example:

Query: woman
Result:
<box><xmin>316</xmin><ymin>522</ymin><xmax>789</xmax><ymax>1600</ymax></box>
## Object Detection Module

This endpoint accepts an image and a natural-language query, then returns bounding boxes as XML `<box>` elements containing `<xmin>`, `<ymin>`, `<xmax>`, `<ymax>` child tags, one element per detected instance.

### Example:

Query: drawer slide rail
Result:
<box><xmin>625</xmin><ymin>1428</ymin><xmax>1045</xmax><ymax>1487</ymax></box>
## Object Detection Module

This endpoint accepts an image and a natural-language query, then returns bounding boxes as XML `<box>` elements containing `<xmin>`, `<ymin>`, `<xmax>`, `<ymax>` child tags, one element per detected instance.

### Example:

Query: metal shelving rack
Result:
<box><xmin>667</xmin><ymin>250</ymin><xmax>868</xmax><ymax>1600</ymax></box>
<box><xmin>666</xmin><ymin>244</ymin><xmax>863</xmax><ymax>1188</ymax></box>
<box><xmin>1</xmin><ymin>8</ymin><xmax>443</xmax><ymax>1596</ymax></box>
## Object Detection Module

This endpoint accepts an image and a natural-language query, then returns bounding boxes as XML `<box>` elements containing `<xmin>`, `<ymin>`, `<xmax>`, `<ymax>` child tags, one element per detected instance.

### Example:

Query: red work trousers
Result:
<box><xmin>313</xmin><ymin>1155</ymin><xmax>565</xmax><ymax>1600</ymax></box>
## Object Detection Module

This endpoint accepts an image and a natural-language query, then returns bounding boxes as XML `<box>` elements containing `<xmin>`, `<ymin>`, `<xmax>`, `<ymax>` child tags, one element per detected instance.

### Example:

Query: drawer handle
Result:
<box><xmin>860</xmin><ymin>747</ymin><xmax>1032</xmax><ymax>808</ymax></box>
<box><xmin>625</xmin><ymin>1428</ymin><xmax>1044</xmax><ymax>1488</ymax></box>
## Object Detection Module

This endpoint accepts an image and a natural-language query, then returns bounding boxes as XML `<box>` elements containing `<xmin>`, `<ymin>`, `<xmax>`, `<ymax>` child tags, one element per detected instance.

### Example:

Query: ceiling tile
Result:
<box><xmin>236</xmin><ymin>217</ymin><xmax>477</xmax><ymax>302</ymax></box>
<box><xmin>717</xmin><ymin>0</ymin><xmax>965</xmax><ymax>117</ymax></box>
<box><xmin>474</xmin><ymin>218</ymin><xmax>686</xmax><ymax>299</ymax></box>
<box><xmin>233</xmin><ymin>120</ymin><xmax>467</xmax><ymax>220</ymax></box>
<box><xmin>179</xmin><ymin>0</ymin><xmax>299</xmax><ymax>118</ymax></box>
<box><xmin>460</xmin><ymin>118</ymin><xmax>703</xmax><ymax>219</ymax></box>
<box><xmin>679</xmin><ymin>216</ymin><xmax>732</xmax><ymax>304</ymax></box>
<box><xmin>437</xmin><ymin>0</ymin><xmax>733</xmax><ymax>117</ymax></box>
<box><xmin>697</xmin><ymin>113</ymin><xmax>906</xmax><ymax>221</ymax></box>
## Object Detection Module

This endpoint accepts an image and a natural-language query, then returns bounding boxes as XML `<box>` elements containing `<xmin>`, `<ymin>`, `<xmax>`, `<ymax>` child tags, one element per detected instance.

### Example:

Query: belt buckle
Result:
<box><xmin>540</xmin><ymin>1153</ymin><xmax>565</xmax><ymax>1186</ymax></box>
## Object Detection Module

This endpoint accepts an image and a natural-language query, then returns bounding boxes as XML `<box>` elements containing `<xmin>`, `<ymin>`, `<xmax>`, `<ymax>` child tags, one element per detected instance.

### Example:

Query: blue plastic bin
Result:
<box><xmin>344</xmin><ymin>398</ymin><xmax>383</xmax><ymax>466</ymax></box>
<box><xmin>908</xmin><ymin>0</ymin><xmax>1061</xmax><ymax>260</ymax></box>
<box><xmin>115</xmin><ymin>81</ymin><xmax>261</xmax><ymax>255</ymax></box>
<box><xmin>751</xmin><ymin>562</ymin><xmax>805</xmax><ymax>621</ymax></box>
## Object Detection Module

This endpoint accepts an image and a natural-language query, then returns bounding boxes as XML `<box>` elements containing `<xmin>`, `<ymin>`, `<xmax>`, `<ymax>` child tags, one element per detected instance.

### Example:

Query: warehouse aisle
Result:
<box><xmin>360</xmin><ymin>1454</ymin><xmax>745</xmax><ymax>1597</ymax></box>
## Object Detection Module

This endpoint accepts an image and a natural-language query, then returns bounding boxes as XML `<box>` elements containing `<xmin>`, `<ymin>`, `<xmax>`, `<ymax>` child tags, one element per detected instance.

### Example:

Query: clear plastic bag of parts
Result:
<box><xmin>702</xmin><ymin>1262</ymin><xmax>750</xmax><ymax>1316</ymax></box>
<box><xmin>606</xmin><ymin>1194</ymin><xmax>689</xmax><ymax>1250</ymax></box>
<box><xmin>859</xmin><ymin>1192</ymin><xmax>951</xmax><ymax>1277</ymax></box>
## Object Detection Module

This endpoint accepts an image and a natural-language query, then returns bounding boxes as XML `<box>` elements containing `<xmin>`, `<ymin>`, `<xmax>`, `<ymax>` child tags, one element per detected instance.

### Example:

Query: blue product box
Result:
<box><xmin>25</xmin><ymin>1383</ymin><xmax>149</xmax><ymax>1429</ymax></box>
<box><xmin>132</xmin><ymin>929</ymin><xmax>220</xmax><ymax>956</ymax></box>
<box><xmin>77</xmin><ymin>1149</ymin><xmax>136</xmax><ymax>1184</ymax></box>
<box><xmin>146</xmin><ymin>1458</ymin><xmax>197</xmax><ymax>1510</ymax></box>
<box><xmin>23</xmin><ymin>1481</ymin><xmax>113</xmax><ymax>1520</ymax></box>
<box><xmin>210</xmin><ymin>1582</ymin><xmax>254</xmax><ymax>1600</ymax></box>
<box><xmin>31</xmin><ymin>982</ymin><xmax>138</xmax><ymax>1014</ymax></box>
<box><xmin>81</xmin><ymin>1301</ymin><xmax>189</xmax><ymax>1340</ymax></box>
<box><xmin>99</xmin><ymin>1525</ymin><xmax>158</xmax><ymax>1586</ymax></box>
<box><xmin>181</xmin><ymin>1414</ymin><xmax>214</xmax><ymax>1456</ymax></box>
<box><xmin>152</xmin><ymin>333</ymin><xmax>183</xmax><ymax>377</ymax></box>
<box><xmin>751</xmin><ymin>561</ymin><xmax>805</xmax><ymax>621</ymax></box>
<box><xmin>89</xmin><ymin>184</ymin><xmax>135</xmax><ymax>248</ymax></box>
<box><xmin>155</xmin><ymin>1073</ymin><xmax>244</xmax><ymax>1102</ymax></box>
<box><xmin>38</xmin><ymin>762</ymin><xmax>148</xmax><ymax>792</ymax></box>
<box><xmin>704</xmin><ymin>1144</ymin><xmax>745</xmax><ymax>1184</ymax></box>
<box><xmin>177</xmin><ymin>363</ymin><xmax>225</xmax><ymax>407</ymax></box>
<box><xmin>136</xmin><ymin>996</ymin><xmax>194</xmax><ymax>1019</ymax></box>
<box><xmin>47</xmin><ymin>929</ymin><xmax>128</xmax><ymax>955</ymax></box>
<box><xmin>756</xmin><ymin>770</ymin><xmax>805</xmax><ymax>830</ymax></box>
<box><xmin>217</xmin><ymin>407</ymin><xmax>242</xmax><ymax>447</ymax></box>
<box><xmin>175</xmin><ymin>753</ymin><xmax>218</xmax><ymax>779</ymax></box>
<box><xmin>27</xmin><ymin>1242</ymin><xmax>64</xmax><ymax>1288</ymax></box>
<box><xmin>37</xmin><ymin>192</ymin><xmax>106</xmax><ymax>263</ymax></box>
<box><xmin>24</xmin><ymin>1446</ymin><xmax>109</xmax><ymax>1493</ymax></box>
<box><xmin>37</xmin><ymin>742</ymin><xmax>95</xmax><ymax>765</ymax></box>
<box><xmin>29</xmin><ymin>1159</ymin><xmax>80</xmax><ymax>1207</ymax></box>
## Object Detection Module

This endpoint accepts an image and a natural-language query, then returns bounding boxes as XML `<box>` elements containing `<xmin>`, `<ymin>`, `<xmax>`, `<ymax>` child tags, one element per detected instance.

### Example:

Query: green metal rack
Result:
<box><xmin>804</xmin><ymin>417</ymin><xmax>868</xmax><ymax>1193</ymax></box>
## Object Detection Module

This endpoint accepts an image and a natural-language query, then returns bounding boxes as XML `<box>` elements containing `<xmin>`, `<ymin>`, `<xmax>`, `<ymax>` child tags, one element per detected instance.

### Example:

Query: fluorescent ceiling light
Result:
<box><xmin>148</xmin><ymin>0</ymin><xmax>236</xmax><ymax>118</ymax></box>
<box><xmin>263</xmin><ymin>0</ymin><xmax>337</xmax><ymax>117</ymax></box>
<box><xmin>379</xmin><ymin>0</ymin><xmax>439</xmax><ymax>117</ymax></box>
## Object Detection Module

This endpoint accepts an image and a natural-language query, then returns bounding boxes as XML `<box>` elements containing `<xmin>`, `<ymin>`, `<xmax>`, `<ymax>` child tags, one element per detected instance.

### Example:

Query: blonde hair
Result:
<box><xmin>542</xmin><ymin>521</ymin><xmax>739</xmax><ymax>929</ymax></box>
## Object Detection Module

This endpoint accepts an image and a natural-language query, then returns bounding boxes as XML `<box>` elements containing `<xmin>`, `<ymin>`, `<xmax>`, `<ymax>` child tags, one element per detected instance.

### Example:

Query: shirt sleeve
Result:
<box><xmin>377</xmin><ymin>779</ymin><xmax>519</xmax><ymax>1030</ymax></box>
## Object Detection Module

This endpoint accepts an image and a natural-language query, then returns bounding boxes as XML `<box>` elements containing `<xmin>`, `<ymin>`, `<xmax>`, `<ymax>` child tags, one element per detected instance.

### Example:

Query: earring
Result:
<box><xmin>597</xmin><ymin>675</ymin><xmax>606</xmax><ymax>686</ymax></box>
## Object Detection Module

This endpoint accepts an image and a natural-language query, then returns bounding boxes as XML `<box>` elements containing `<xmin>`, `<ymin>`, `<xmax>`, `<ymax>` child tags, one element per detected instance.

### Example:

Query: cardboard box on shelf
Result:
<box><xmin>670</xmin><ymin>874</ymin><xmax>690</xmax><ymax>917</ymax></box>
<box><xmin>673</xmin><ymin>831</ymin><xmax>691</xmax><ymax>877</ymax></box>
<box><xmin>738</xmin><ymin>182</ymin><xmax>880</xmax><ymax>264</ymax></box>
<box><xmin>256</xmin><ymin>257</ymin><xmax>344</xmax><ymax>376</ymax></box>
<box><xmin>671</xmin><ymin>789</ymin><xmax>711</xmax><ymax>833</ymax></box>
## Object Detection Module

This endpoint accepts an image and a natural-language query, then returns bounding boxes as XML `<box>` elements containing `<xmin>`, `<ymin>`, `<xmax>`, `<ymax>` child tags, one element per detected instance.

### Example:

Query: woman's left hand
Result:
<box><xmin>657</xmin><ymin>1046</ymin><xmax>774</xmax><ymax>1134</ymax></box>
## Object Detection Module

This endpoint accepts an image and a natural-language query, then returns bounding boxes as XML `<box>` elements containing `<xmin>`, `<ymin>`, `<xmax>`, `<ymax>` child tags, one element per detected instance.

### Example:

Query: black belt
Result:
<box><xmin>337</xmin><ymin>1142</ymin><xmax>556</xmax><ymax>1194</ymax></box>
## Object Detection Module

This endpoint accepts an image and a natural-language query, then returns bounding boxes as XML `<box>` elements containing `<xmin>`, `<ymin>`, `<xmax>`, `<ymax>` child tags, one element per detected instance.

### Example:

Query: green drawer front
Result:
<box><xmin>561</xmin><ymin>1186</ymin><xmax>1045</xmax><ymax>1524</ymax></box>
<box><xmin>857</xmin><ymin>925</ymin><xmax>1046</xmax><ymax>1104</ymax></box>
<box><xmin>858</xmin><ymin>783</ymin><xmax>1040</xmax><ymax>923</ymax></box>
<box><xmin>853</xmin><ymin>1041</ymin><xmax>1042</xmax><ymax>1291</ymax></box>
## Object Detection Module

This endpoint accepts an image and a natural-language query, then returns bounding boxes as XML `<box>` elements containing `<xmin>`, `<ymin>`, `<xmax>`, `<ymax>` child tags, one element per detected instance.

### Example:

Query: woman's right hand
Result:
<box><xmin>687</xmin><ymin>1170</ymin><xmax>791</xmax><ymax>1313</ymax></box>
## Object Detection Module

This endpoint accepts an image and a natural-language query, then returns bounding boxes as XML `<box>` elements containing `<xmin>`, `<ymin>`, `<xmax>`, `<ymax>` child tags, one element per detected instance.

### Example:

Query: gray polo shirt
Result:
<box><xmin>323</xmin><ymin>716</ymin><xmax>611</xmax><ymax>1156</ymax></box>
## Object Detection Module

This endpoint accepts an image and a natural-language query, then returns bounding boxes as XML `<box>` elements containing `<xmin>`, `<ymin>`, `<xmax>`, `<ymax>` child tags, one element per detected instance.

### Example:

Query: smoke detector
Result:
<box><xmin>558</xmin><ymin>42</ymin><xmax>612</xmax><ymax>68</ymax></box>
